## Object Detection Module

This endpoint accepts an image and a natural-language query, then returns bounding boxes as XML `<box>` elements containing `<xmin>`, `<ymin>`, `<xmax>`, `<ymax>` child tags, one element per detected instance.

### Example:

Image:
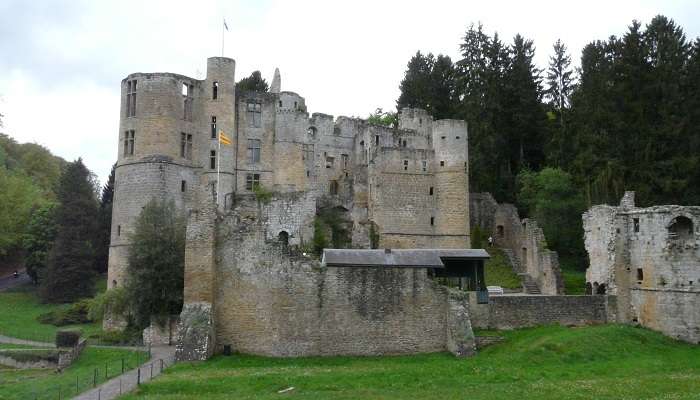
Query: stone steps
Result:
<box><xmin>519</xmin><ymin>274</ymin><xmax>542</xmax><ymax>294</ymax></box>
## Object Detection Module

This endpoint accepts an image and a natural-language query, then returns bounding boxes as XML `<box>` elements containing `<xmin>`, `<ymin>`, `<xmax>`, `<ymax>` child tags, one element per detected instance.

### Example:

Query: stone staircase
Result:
<box><xmin>519</xmin><ymin>274</ymin><xmax>542</xmax><ymax>294</ymax></box>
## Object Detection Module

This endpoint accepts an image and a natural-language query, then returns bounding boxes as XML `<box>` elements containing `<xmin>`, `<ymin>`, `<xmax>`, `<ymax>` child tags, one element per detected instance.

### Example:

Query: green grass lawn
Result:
<box><xmin>484</xmin><ymin>248</ymin><xmax>521</xmax><ymax>289</ymax></box>
<box><xmin>0</xmin><ymin>347</ymin><xmax>147</xmax><ymax>400</ymax></box>
<box><xmin>121</xmin><ymin>324</ymin><xmax>700</xmax><ymax>400</ymax></box>
<box><xmin>0</xmin><ymin>282</ymin><xmax>104</xmax><ymax>343</ymax></box>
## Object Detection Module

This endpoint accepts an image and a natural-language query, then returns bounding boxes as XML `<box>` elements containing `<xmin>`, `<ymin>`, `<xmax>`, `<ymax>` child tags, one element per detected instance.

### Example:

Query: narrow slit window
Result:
<box><xmin>634</xmin><ymin>218</ymin><xmax>640</xmax><ymax>233</ymax></box>
<box><xmin>429</xmin><ymin>186</ymin><xmax>434</xmax><ymax>196</ymax></box>
<box><xmin>126</xmin><ymin>80</ymin><xmax>137</xmax><ymax>117</ymax></box>
<box><xmin>211</xmin><ymin>116</ymin><xmax>217</xmax><ymax>139</ymax></box>
<box><xmin>181</xmin><ymin>180</ymin><xmax>187</xmax><ymax>192</ymax></box>
<box><xmin>123</xmin><ymin>130</ymin><xmax>135</xmax><ymax>156</ymax></box>
<box><xmin>637</xmin><ymin>268</ymin><xmax>644</xmax><ymax>281</ymax></box>
<box><xmin>421</xmin><ymin>160</ymin><xmax>428</xmax><ymax>172</ymax></box>
<box><xmin>342</xmin><ymin>154</ymin><xmax>349</xmax><ymax>170</ymax></box>
<box><xmin>440</xmin><ymin>160</ymin><xmax>445</xmax><ymax>167</ymax></box>
<box><xmin>212</xmin><ymin>81</ymin><xmax>218</xmax><ymax>99</ymax></box>
<box><xmin>403</xmin><ymin>160</ymin><xmax>409</xmax><ymax>171</ymax></box>
<box><xmin>430</xmin><ymin>216</ymin><xmax>434</xmax><ymax>226</ymax></box>
<box><xmin>210</xmin><ymin>150</ymin><xmax>216</xmax><ymax>169</ymax></box>
<box><xmin>117</xmin><ymin>225</ymin><xmax>121</xmax><ymax>236</ymax></box>
<box><xmin>375</xmin><ymin>135</ymin><xmax>379</xmax><ymax>146</ymax></box>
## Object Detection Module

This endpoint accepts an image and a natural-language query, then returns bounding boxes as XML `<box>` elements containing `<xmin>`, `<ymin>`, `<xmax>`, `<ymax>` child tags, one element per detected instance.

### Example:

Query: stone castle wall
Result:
<box><xmin>469</xmin><ymin>193</ymin><xmax>563</xmax><ymax>294</ymax></box>
<box><xmin>209</xmin><ymin>195</ymin><xmax>475</xmax><ymax>357</ymax></box>
<box><xmin>468</xmin><ymin>294</ymin><xmax>615</xmax><ymax>330</ymax></box>
<box><xmin>584</xmin><ymin>192</ymin><xmax>700</xmax><ymax>343</ymax></box>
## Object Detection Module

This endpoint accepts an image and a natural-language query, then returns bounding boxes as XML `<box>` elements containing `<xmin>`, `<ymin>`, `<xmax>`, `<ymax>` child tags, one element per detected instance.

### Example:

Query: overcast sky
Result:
<box><xmin>1</xmin><ymin>0</ymin><xmax>699</xmax><ymax>184</ymax></box>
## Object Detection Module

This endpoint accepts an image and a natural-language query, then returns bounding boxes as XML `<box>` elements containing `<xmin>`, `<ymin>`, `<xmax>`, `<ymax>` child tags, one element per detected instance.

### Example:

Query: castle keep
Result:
<box><xmin>107</xmin><ymin>57</ymin><xmax>481</xmax><ymax>358</ymax></box>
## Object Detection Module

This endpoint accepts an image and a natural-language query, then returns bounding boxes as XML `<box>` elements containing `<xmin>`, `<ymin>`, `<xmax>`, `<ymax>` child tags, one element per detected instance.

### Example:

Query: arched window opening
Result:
<box><xmin>668</xmin><ymin>216</ymin><xmax>693</xmax><ymax>241</ymax></box>
<box><xmin>307</xmin><ymin>126</ymin><xmax>317</xmax><ymax>137</ymax></box>
<box><xmin>278</xmin><ymin>231</ymin><xmax>289</xmax><ymax>247</ymax></box>
<box><xmin>596</xmin><ymin>283</ymin><xmax>607</xmax><ymax>295</ymax></box>
<box><xmin>329</xmin><ymin>180</ymin><xmax>339</xmax><ymax>195</ymax></box>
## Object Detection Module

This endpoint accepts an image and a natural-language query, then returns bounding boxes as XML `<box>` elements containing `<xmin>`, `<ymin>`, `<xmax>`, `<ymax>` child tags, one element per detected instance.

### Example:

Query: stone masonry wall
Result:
<box><xmin>583</xmin><ymin>192</ymin><xmax>700</xmax><ymax>343</ymax></box>
<box><xmin>469</xmin><ymin>193</ymin><xmax>563</xmax><ymax>294</ymax></box>
<box><xmin>468</xmin><ymin>294</ymin><xmax>615</xmax><ymax>330</ymax></box>
<box><xmin>213</xmin><ymin>196</ymin><xmax>475</xmax><ymax>357</ymax></box>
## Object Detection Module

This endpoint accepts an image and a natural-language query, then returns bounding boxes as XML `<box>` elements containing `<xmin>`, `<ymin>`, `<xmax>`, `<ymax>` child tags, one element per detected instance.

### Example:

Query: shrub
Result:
<box><xmin>0</xmin><ymin>350</ymin><xmax>60</xmax><ymax>363</ymax></box>
<box><xmin>87</xmin><ymin>287</ymin><xmax>129</xmax><ymax>321</ymax></box>
<box><xmin>89</xmin><ymin>326</ymin><xmax>141</xmax><ymax>345</ymax></box>
<box><xmin>55</xmin><ymin>329</ymin><xmax>81</xmax><ymax>348</ymax></box>
<box><xmin>37</xmin><ymin>299</ymin><xmax>92</xmax><ymax>326</ymax></box>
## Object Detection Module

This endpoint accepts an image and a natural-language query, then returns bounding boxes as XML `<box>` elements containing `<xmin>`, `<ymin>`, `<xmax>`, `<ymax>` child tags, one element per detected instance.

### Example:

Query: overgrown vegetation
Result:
<box><xmin>367</xmin><ymin>108</ymin><xmax>397</xmax><ymax>127</ymax></box>
<box><xmin>312</xmin><ymin>208</ymin><xmax>351</xmax><ymax>255</ymax></box>
<box><xmin>122</xmin><ymin>324</ymin><xmax>700</xmax><ymax>400</ymax></box>
<box><xmin>124</xmin><ymin>199</ymin><xmax>186</xmax><ymax>330</ymax></box>
<box><xmin>483</xmin><ymin>248</ymin><xmax>522</xmax><ymax>289</ymax></box>
<box><xmin>236</xmin><ymin>70</ymin><xmax>269</xmax><ymax>93</ymax></box>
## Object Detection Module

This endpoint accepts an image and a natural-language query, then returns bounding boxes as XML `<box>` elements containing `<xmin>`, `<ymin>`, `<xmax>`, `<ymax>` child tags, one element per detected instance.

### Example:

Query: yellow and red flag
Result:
<box><xmin>219</xmin><ymin>131</ymin><xmax>232</xmax><ymax>145</ymax></box>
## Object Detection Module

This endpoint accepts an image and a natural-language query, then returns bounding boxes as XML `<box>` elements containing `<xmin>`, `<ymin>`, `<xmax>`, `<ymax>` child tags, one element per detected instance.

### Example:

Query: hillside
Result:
<box><xmin>122</xmin><ymin>324</ymin><xmax>700</xmax><ymax>399</ymax></box>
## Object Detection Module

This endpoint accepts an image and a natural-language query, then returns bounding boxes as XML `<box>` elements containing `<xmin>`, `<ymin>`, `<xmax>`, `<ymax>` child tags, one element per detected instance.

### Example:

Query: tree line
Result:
<box><xmin>394</xmin><ymin>15</ymin><xmax>700</xmax><ymax>266</ymax></box>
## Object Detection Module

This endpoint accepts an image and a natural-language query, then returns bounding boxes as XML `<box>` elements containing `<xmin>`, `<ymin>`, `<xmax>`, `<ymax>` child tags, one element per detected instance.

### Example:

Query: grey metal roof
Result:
<box><xmin>321</xmin><ymin>248</ymin><xmax>490</xmax><ymax>268</ymax></box>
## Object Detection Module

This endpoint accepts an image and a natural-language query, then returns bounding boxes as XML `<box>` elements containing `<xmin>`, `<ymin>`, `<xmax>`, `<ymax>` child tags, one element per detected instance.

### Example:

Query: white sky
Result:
<box><xmin>1</xmin><ymin>0</ymin><xmax>699</xmax><ymax>184</ymax></box>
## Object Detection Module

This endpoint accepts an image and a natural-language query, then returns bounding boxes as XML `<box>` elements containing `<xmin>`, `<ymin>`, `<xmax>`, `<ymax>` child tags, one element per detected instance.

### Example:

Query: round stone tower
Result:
<box><xmin>432</xmin><ymin>119</ymin><xmax>470</xmax><ymax>248</ymax></box>
<box><xmin>107</xmin><ymin>57</ymin><xmax>236</xmax><ymax>293</ymax></box>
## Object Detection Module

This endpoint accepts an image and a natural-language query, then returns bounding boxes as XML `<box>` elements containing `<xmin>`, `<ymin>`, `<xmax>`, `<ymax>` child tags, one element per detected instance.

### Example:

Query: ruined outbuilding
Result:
<box><xmin>584</xmin><ymin>192</ymin><xmax>700</xmax><ymax>343</ymax></box>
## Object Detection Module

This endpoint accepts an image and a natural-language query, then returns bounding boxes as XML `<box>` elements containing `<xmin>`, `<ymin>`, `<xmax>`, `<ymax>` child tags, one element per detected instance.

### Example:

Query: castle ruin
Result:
<box><xmin>584</xmin><ymin>192</ymin><xmax>700</xmax><ymax>343</ymax></box>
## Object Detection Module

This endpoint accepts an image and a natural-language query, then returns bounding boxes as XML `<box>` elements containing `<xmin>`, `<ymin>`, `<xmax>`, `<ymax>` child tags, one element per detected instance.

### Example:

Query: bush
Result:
<box><xmin>55</xmin><ymin>329</ymin><xmax>81</xmax><ymax>348</ymax></box>
<box><xmin>89</xmin><ymin>326</ymin><xmax>141</xmax><ymax>345</ymax></box>
<box><xmin>87</xmin><ymin>287</ymin><xmax>129</xmax><ymax>321</ymax></box>
<box><xmin>0</xmin><ymin>349</ymin><xmax>60</xmax><ymax>363</ymax></box>
<box><xmin>37</xmin><ymin>299</ymin><xmax>92</xmax><ymax>326</ymax></box>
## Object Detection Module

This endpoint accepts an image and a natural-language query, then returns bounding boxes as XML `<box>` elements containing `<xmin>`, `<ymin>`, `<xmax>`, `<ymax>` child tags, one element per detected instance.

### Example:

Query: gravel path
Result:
<box><xmin>73</xmin><ymin>345</ymin><xmax>176</xmax><ymax>400</ymax></box>
<box><xmin>0</xmin><ymin>270</ymin><xmax>30</xmax><ymax>291</ymax></box>
<box><xmin>0</xmin><ymin>334</ymin><xmax>55</xmax><ymax>347</ymax></box>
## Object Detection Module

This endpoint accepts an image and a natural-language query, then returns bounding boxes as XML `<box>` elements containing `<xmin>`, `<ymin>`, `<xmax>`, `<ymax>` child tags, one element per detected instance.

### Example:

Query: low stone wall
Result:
<box><xmin>469</xmin><ymin>294</ymin><xmax>615</xmax><ymax>330</ymax></box>
<box><xmin>143</xmin><ymin>318</ymin><xmax>178</xmax><ymax>346</ymax></box>
<box><xmin>58</xmin><ymin>338</ymin><xmax>87</xmax><ymax>370</ymax></box>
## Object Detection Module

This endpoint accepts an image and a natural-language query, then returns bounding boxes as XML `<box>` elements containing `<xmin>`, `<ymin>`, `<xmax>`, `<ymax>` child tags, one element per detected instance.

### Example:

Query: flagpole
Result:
<box><xmin>217</xmin><ymin>131</ymin><xmax>221</xmax><ymax>207</ymax></box>
<box><xmin>221</xmin><ymin>18</ymin><xmax>225</xmax><ymax>57</ymax></box>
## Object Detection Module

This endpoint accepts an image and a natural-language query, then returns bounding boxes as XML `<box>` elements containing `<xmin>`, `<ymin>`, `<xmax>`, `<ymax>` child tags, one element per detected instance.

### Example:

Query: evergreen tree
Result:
<box><xmin>41</xmin><ymin>159</ymin><xmax>99</xmax><ymax>303</ymax></box>
<box><xmin>503</xmin><ymin>34</ymin><xmax>546</xmax><ymax>174</ymax></box>
<box><xmin>236</xmin><ymin>71</ymin><xmax>269</xmax><ymax>92</ymax></box>
<box><xmin>545</xmin><ymin>39</ymin><xmax>575</xmax><ymax>168</ymax></box>
<box><xmin>397</xmin><ymin>52</ymin><xmax>435</xmax><ymax>112</ymax></box>
<box><xmin>95</xmin><ymin>164</ymin><xmax>115</xmax><ymax>274</ymax></box>
<box><xmin>23</xmin><ymin>203</ymin><xmax>58</xmax><ymax>284</ymax></box>
<box><xmin>125</xmin><ymin>199</ymin><xmax>185</xmax><ymax>329</ymax></box>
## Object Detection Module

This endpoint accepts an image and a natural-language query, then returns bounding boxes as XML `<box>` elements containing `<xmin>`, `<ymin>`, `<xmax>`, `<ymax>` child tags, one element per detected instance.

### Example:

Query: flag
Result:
<box><xmin>223</xmin><ymin>19</ymin><xmax>229</xmax><ymax>31</ymax></box>
<box><xmin>219</xmin><ymin>131</ymin><xmax>232</xmax><ymax>145</ymax></box>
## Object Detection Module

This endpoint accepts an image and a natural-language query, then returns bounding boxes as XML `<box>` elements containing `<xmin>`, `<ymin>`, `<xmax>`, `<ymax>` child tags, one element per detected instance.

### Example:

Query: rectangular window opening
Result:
<box><xmin>634</xmin><ymin>218</ymin><xmax>640</xmax><ymax>233</ymax></box>
<box><xmin>636</xmin><ymin>268</ymin><xmax>644</xmax><ymax>282</ymax></box>
<box><xmin>245</xmin><ymin>173</ymin><xmax>260</xmax><ymax>191</ymax></box>
<box><xmin>247</xmin><ymin>139</ymin><xmax>261</xmax><ymax>163</ymax></box>
<box><xmin>342</xmin><ymin>154</ymin><xmax>349</xmax><ymax>170</ymax></box>
<box><xmin>126</xmin><ymin>80</ymin><xmax>137</xmax><ymax>117</ymax></box>
<box><xmin>375</xmin><ymin>135</ymin><xmax>379</xmax><ymax>146</ymax></box>
<box><xmin>247</xmin><ymin>101</ymin><xmax>262</xmax><ymax>128</ymax></box>
<box><xmin>440</xmin><ymin>160</ymin><xmax>445</xmax><ymax>167</ymax></box>
<box><xmin>210</xmin><ymin>150</ymin><xmax>216</xmax><ymax>170</ymax></box>
<box><xmin>117</xmin><ymin>225</ymin><xmax>121</xmax><ymax>236</ymax></box>
<box><xmin>123</xmin><ymin>130</ymin><xmax>135</xmax><ymax>156</ymax></box>
<box><xmin>211</xmin><ymin>116</ymin><xmax>217</xmax><ymax>139</ymax></box>
<box><xmin>212</xmin><ymin>81</ymin><xmax>218</xmax><ymax>99</ymax></box>
<box><xmin>429</xmin><ymin>186</ymin><xmax>434</xmax><ymax>196</ymax></box>
<box><xmin>181</xmin><ymin>180</ymin><xmax>187</xmax><ymax>192</ymax></box>
<box><xmin>326</xmin><ymin>156</ymin><xmax>335</xmax><ymax>169</ymax></box>
<box><xmin>430</xmin><ymin>216</ymin><xmax>434</xmax><ymax>226</ymax></box>
<box><xmin>421</xmin><ymin>160</ymin><xmax>428</xmax><ymax>172</ymax></box>
<box><xmin>403</xmin><ymin>160</ymin><xmax>409</xmax><ymax>171</ymax></box>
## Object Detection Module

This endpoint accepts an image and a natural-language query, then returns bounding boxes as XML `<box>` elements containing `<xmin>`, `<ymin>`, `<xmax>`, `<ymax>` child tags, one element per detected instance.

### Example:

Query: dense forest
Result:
<box><xmin>394</xmin><ymin>15</ymin><xmax>700</xmax><ymax>266</ymax></box>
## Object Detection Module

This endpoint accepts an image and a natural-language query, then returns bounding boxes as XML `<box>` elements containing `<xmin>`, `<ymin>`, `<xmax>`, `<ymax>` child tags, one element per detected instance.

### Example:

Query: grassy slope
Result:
<box><xmin>0</xmin><ymin>347</ymin><xmax>146</xmax><ymax>400</ymax></box>
<box><xmin>484</xmin><ymin>248</ymin><xmax>521</xmax><ymax>289</ymax></box>
<box><xmin>0</xmin><ymin>282</ymin><xmax>103</xmax><ymax>342</ymax></box>
<box><xmin>122</xmin><ymin>324</ymin><xmax>700</xmax><ymax>400</ymax></box>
